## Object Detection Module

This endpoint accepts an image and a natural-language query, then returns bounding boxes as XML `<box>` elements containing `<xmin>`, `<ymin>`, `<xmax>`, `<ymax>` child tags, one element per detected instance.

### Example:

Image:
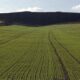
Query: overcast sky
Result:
<box><xmin>0</xmin><ymin>0</ymin><xmax>80</xmax><ymax>13</ymax></box>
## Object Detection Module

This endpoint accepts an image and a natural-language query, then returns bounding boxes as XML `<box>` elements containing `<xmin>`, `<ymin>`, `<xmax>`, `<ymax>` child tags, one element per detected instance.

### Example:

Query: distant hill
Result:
<box><xmin>0</xmin><ymin>12</ymin><xmax>80</xmax><ymax>26</ymax></box>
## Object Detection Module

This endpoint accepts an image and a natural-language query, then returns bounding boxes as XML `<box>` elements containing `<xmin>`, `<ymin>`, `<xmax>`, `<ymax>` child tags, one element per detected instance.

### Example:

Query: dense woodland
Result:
<box><xmin>0</xmin><ymin>12</ymin><xmax>80</xmax><ymax>26</ymax></box>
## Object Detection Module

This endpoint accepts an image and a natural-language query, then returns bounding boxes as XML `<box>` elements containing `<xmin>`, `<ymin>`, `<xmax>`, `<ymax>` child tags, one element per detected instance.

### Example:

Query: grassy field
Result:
<box><xmin>0</xmin><ymin>24</ymin><xmax>80</xmax><ymax>80</ymax></box>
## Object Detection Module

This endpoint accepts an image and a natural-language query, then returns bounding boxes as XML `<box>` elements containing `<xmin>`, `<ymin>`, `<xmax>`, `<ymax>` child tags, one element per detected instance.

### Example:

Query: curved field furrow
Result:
<box><xmin>51</xmin><ymin>32</ymin><xmax>80</xmax><ymax>64</ymax></box>
<box><xmin>50</xmin><ymin>30</ymin><xmax>80</xmax><ymax>80</ymax></box>
<box><xmin>48</xmin><ymin>31</ymin><xmax>70</xmax><ymax>80</ymax></box>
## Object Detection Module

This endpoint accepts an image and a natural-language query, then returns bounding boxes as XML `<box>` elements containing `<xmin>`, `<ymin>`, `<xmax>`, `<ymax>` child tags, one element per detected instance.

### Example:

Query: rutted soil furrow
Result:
<box><xmin>51</xmin><ymin>32</ymin><xmax>80</xmax><ymax>64</ymax></box>
<box><xmin>48</xmin><ymin>32</ymin><xmax>70</xmax><ymax>80</ymax></box>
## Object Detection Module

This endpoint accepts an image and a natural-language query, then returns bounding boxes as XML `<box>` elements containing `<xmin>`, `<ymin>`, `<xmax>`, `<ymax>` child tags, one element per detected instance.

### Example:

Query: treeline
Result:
<box><xmin>0</xmin><ymin>12</ymin><xmax>80</xmax><ymax>26</ymax></box>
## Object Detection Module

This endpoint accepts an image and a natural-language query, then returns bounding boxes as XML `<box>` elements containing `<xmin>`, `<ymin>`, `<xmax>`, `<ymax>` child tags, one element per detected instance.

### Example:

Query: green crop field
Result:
<box><xmin>0</xmin><ymin>24</ymin><xmax>80</xmax><ymax>80</ymax></box>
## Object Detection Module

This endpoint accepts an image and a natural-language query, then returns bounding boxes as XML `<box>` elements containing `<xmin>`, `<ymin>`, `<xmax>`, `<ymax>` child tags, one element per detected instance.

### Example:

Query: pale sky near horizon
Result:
<box><xmin>0</xmin><ymin>0</ymin><xmax>80</xmax><ymax>13</ymax></box>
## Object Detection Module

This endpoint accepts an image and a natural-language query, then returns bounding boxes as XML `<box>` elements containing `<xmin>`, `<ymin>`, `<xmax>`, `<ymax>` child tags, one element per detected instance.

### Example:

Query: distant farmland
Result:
<box><xmin>0</xmin><ymin>24</ymin><xmax>80</xmax><ymax>80</ymax></box>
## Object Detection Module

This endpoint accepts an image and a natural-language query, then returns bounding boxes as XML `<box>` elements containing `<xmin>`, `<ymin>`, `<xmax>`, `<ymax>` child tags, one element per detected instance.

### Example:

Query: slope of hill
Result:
<box><xmin>0</xmin><ymin>12</ymin><xmax>80</xmax><ymax>26</ymax></box>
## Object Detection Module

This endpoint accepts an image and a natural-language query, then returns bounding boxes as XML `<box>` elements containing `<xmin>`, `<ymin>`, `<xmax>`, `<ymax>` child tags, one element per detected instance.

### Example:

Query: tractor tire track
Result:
<box><xmin>48</xmin><ymin>31</ymin><xmax>70</xmax><ymax>80</ymax></box>
<box><xmin>51</xmin><ymin>32</ymin><xmax>80</xmax><ymax>64</ymax></box>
